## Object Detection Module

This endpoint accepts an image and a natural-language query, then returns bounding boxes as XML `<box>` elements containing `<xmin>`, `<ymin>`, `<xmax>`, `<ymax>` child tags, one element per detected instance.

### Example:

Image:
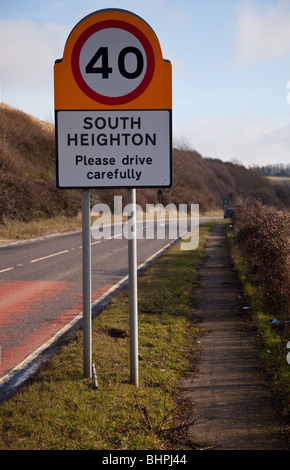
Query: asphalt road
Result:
<box><xmin>0</xmin><ymin>217</ymin><xmax>216</xmax><ymax>385</ymax></box>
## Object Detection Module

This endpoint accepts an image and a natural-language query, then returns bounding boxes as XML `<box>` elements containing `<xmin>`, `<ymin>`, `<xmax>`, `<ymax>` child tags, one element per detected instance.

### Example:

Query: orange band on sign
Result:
<box><xmin>54</xmin><ymin>9</ymin><xmax>172</xmax><ymax>111</ymax></box>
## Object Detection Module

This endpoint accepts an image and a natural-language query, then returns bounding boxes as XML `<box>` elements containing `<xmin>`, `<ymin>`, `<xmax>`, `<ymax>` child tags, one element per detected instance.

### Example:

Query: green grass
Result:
<box><xmin>0</xmin><ymin>222</ymin><xmax>215</xmax><ymax>450</ymax></box>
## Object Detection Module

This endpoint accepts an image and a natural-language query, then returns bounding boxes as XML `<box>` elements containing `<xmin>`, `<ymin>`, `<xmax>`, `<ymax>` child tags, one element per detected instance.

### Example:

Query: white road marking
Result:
<box><xmin>30</xmin><ymin>250</ymin><xmax>70</xmax><ymax>263</ymax></box>
<box><xmin>0</xmin><ymin>267</ymin><xmax>14</xmax><ymax>274</ymax></box>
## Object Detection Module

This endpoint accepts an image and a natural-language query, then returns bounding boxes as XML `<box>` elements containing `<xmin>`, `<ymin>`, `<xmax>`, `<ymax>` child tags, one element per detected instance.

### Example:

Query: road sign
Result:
<box><xmin>223</xmin><ymin>197</ymin><xmax>230</xmax><ymax>207</ymax></box>
<box><xmin>54</xmin><ymin>9</ymin><xmax>172</xmax><ymax>384</ymax></box>
<box><xmin>54</xmin><ymin>9</ymin><xmax>172</xmax><ymax>189</ymax></box>
<box><xmin>71</xmin><ymin>20</ymin><xmax>155</xmax><ymax>105</ymax></box>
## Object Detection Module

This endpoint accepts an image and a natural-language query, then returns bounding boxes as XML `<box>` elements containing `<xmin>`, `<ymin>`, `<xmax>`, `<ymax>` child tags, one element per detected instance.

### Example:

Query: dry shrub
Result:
<box><xmin>232</xmin><ymin>200</ymin><xmax>290</xmax><ymax>317</ymax></box>
<box><xmin>0</xmin><ymin>172</ymin><xmax>80</xmax><ymax>223</ymax></box>
<box><xmin>0</xmin><ymin>105</ymin><xmax>55</xmax><ymax>178</ymax></box>
<box><xmin>0</xmin><ymin>105</ymin><xmax>82</xmax><ymax>223</ymax></box>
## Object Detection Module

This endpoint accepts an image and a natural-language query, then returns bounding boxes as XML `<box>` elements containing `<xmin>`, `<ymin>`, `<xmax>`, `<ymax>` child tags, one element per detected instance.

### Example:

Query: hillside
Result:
<box><xmin>0</xmin><ymin>103</ymin><xmax>288</xmax><ymax>225</ymax></box>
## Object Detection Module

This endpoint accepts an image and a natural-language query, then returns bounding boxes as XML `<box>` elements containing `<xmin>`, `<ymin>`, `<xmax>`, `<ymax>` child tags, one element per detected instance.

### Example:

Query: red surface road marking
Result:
<box><xmin>0</xmin><ymin>281</ymin><xmax>113</xmax><ymax>378</ymax></box>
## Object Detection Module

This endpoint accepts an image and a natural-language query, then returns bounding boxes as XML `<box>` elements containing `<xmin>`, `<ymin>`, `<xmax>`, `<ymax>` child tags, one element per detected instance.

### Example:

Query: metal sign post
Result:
<box><xmin>82</xmin><ymin>189</ymin><xmax>92</xmax><ymax>378</ymax></box>
<box><xmin>128</xmin><ymin>188</ymin><xmax>139</xmax><ymax>387</ymax></box>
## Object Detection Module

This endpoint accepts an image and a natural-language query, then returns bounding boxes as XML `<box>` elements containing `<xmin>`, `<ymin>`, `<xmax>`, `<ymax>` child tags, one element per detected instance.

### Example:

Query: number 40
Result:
<box><xmin>86</xmin><ymin>46</ymin><xmax>144</xmax><ymax>79</ymax></box>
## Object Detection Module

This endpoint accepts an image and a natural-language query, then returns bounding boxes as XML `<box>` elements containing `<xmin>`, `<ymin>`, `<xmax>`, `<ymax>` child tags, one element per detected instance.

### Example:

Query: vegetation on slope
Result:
<box><xmin>0</xmin><ymin>103</ymin><xmax>289</xmax><ymax>230</ymax></box>
<box><xmin>0</xmin><ymin>104</ymin><xmax>80</xmax><ymax>224</ymax></box>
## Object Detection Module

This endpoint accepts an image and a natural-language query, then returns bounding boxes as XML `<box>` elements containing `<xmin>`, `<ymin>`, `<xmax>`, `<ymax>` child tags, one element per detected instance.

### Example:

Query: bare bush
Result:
<box><xmin>232</xmin><ymin>200</ymin><xmax>290</xmax><ymax>317</ymax></box>
<box><xmin>0</xmin><ymin>172</ymin><xmax>80</xmax><ymax>223</ymax></box>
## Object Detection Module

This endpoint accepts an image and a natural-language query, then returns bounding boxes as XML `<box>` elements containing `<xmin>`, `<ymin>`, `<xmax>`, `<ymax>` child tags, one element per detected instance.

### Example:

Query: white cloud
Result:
<box><xmin>177</xmin><ymin>113</ymin><xmax>290</xmax><ymax>166</ymax></box>
<box><xmin>0</xmin><ymin>19</ymin><xmax>69</xmax><ymax>87</ymax></box>
<box><xmin>235</xmin><ymin>0</ymin><xmax>290</xmax><ymax>65</ymax></box>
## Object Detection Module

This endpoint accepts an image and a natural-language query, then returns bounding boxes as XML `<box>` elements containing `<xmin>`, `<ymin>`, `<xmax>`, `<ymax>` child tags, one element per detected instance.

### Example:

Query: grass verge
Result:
<box><xmin>227</xmin><ymin>225</ymin><xmax>290</xmax><ymax>431</ymax></box>
<box><xmin>0</xmin><ymin>222</ymin><xmax>216</xmax><ymax>450</ymax></box>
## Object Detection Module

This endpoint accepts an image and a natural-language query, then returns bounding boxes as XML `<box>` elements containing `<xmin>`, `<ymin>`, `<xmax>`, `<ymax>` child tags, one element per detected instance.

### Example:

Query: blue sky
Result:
<box><xmin>1</xmin><ymin>0</ymin><xmax>290</xmax><ymax>167</ymax></box>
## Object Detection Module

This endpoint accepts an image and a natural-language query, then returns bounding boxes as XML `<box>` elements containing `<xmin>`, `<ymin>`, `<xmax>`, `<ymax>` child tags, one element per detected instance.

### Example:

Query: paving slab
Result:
<box><xmin>180</xmin><ymin>223</ymin><xmax>288</xmax><ymax>450</ymax></box>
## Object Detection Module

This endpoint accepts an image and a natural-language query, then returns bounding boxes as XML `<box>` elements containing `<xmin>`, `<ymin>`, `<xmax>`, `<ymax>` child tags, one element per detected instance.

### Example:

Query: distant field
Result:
<box><xmin>266</xmin><ymin>176</ymin><xmax>290</xmax><ymax>183</ymax></box>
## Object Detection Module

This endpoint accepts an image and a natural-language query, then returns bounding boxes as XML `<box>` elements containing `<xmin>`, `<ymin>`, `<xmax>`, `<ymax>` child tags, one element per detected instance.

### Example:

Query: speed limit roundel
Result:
<box><xmin>71</xmin><ymin>20</ymin><xmax>155</xmax><ymax>105</ymax></box>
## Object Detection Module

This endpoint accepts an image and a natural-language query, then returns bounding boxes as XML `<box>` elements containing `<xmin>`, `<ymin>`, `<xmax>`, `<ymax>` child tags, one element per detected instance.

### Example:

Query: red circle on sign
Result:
<box><xmin>71</xmin><ymin>20</ymin><xmax>155</xmax><ymax>105</ymax></box>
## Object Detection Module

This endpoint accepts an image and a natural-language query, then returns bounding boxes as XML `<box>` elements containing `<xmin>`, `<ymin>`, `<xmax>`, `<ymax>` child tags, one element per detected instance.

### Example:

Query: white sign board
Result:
<box><xmin>56</xmin><ymin>109</ymin><xmax>171</xmax><ymax>188</ymax></box>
